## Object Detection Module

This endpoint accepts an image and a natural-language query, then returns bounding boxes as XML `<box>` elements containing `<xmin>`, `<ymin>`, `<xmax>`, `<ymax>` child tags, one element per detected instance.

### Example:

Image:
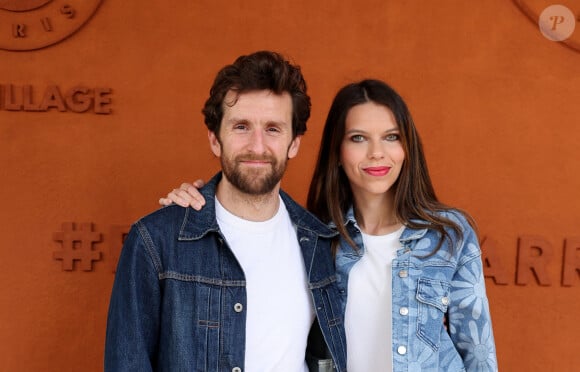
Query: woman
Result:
<box><xmin>160</xmin><ymin>79</ymin><xmax>498</xmax><ymax>371</ymax></box>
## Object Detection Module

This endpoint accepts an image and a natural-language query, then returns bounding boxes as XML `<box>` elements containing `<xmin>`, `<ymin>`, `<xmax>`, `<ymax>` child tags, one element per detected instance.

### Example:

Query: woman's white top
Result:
<box><xmin>345</xmin><ymin>226</ymin><xmax>404</xmax><ymax>372</ymax></box>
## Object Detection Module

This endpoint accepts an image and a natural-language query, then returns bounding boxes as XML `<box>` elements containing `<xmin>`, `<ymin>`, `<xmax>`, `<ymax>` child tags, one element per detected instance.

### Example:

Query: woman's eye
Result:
<box><xmin>350</xmin><ymin>134</ymin><xmax>365</xmax><ymax>142</ymax></box>
<box><xmin>385</xmin><ymin>133</ymin><xmax>400</xmax><ymax>141</ymax></box>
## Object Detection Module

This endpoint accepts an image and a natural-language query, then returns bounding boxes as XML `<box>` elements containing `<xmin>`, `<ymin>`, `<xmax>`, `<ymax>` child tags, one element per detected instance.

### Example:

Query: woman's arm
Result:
<box><xmin>159</xmin><ymin>180</ymin><xmax>206</xmax><ymax>210</ymax></box>
<box><xmin>448</xmin><ymin>223</ymin><xmax>498</xmax><ymax>372</ymax></box>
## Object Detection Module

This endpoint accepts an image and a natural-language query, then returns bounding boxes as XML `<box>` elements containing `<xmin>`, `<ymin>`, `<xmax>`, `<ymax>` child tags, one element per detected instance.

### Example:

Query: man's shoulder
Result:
<box><xmin>134</xmin><ymin>204</ymin><xmax>189</xmax><ymax>233</ymax></box>
<box><xmin>279</xmin><ymin>190</ymin><xmax>336</xmax><ymax>238</ymax></box>
<box><xmin>140</xmin><ymin>203</ymin><xmax>187</xmax><ymax>221</ymax></box>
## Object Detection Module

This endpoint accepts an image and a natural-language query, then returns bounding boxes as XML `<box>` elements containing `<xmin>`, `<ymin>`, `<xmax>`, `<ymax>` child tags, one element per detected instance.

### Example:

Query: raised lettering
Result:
<box><xmin>3</xmin><ymin>84</ymin><xmax>23</xmax><ymax>110</ymax></box>
<box><xmin>481</xmin><ymin>237</ymin><xmax>509</xmax><ymax>285</ymax></box>
<box><xmin>39</xmin><ymin>85</ymin><xmax>66</xmax><ymax>112</ymax></box>
<box><xmin>41</xmin><ymin>17</ymin><xmax>53</xmax><ymax>32</ymax></box>
<box><xmin>109</xmin><ymin>225</ymin><xmax>130</xmax><ymax>273</ymax></box>
<box><xmin>12</xmin><ymin>24</ymin><xmax>26</xmax><ymax>38</ymax></box>
<box><xmin>516</xmin><ymin>235</ymin><xmax>553</xmax><ymax>286</ymax></box>
<box><xmin>1</xmin><ymin>84</ymin><xmax>113</xmax><ymax>114</ymax></box>
<box><xmin>94</xmin><ymin>87</ymin><xmax>112</xmax><ymax>114</ymax></box>
<box><xmin>23</xmin><ymin>85</ymin><xmax>42</xmax><ymax>111</ymax></box>
<box><xmin>562</xmin><ymin>237</ymin><xmax>580</xmax><ymax>286</ymax></box>
<box><xmin>65</xmin><ymin>86</ymin><xmax>92</xmax><ymax>113</ymax></box>
<box><xmin>60</xmin><ymin>5</ymin><xmax>75</xmax><ymax>19</ymax></box>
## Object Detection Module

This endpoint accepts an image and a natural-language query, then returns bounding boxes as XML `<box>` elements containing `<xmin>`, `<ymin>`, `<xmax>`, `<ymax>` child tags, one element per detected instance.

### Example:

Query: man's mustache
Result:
<box><xmin>235</xmin><ymin>154</ymin><xmax>275</xmax><ymax>162</ymax></box>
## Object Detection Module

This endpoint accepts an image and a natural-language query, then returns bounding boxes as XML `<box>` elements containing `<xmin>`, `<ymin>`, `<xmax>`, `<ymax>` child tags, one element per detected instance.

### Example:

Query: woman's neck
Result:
<box><xmin>353</xmin><ymin>191</ymin><xmax>402</xmax><ymax>236</ymax></box>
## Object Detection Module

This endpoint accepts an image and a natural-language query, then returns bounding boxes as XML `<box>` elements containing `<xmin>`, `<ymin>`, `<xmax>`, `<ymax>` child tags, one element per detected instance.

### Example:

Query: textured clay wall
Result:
<box><xmin>0</xmin><ymin>1</ymin><xmax>579</xmax><ymax>371</ymax></box>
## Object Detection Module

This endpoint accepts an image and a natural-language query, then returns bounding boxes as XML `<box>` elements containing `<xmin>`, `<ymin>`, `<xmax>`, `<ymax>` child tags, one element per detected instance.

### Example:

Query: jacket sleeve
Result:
<box><xmin>104</xmin><ymin>221</ymin><xmax>161</xmax><ymax>371</ymax></box>
<box><xmin>448</xmin><ymin>220</ymin><xmax>498</xmax><ymax>372</ymax></box>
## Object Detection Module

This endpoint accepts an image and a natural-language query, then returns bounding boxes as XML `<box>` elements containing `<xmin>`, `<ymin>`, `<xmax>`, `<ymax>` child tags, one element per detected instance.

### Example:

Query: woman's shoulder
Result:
<box><xmin>437</xmin><ymin>208</ymin><xmax>473</xmax><ymax>227</ymax></box>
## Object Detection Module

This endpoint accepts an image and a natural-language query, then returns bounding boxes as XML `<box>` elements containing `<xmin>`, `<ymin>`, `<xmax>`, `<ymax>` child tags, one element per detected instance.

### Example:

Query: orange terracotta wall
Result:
<box><xmin>1</xmin><ymin>1</ymin><xmax>579</xmax><ymax>371</ymax></box>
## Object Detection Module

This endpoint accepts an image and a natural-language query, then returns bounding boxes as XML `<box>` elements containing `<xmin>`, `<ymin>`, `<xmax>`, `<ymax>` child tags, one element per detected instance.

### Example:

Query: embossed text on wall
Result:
<box><xmin>50</xmin><ymin>221</ymin><xmax>580</xmax><ymax>287</ymax></box>
<box><xmin>482</xmin><ymin>236</ymin><xmax>580</xmax><ymax>287</ymax></box>
<box><xmin>52</xmin><ymin>222</ymin><xmax>129</xmax><ymax>272</ymax></box>
<box><xmin>0</xmin><ymin>84</ymin><xmax>112</xmax><ymax>114</ymax></box>
<box><xmin>0</xmin><ymin>0</ymin><xmax>104</xmax><ymax>51</ymax></box>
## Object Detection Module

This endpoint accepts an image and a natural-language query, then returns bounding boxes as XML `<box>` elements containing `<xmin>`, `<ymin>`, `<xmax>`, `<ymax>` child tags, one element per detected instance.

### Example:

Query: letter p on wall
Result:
<box><xmin>549</xmin><ymin>15</ymin><xmax>565</xmax><ymax>30</ymax></box>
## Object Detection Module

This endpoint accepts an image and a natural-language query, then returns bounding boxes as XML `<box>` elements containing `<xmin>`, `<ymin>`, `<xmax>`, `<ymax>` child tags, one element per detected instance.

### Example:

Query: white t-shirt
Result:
<box><xmin>344</xmin><ymin>226</ymin><xmax>404</xmax><ymax>372</ymax></box>
<box><xmin>216</xmin><ymin>197</ymin><xmax>314</xmax><ymax>372</ymax></box>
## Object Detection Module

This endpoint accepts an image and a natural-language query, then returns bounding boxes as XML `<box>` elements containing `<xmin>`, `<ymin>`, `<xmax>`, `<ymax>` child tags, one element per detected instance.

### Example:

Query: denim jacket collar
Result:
<box><xmin>341</xmin><ymin>205</ymin><xmax>428</xmax><ymax>244</ymax></box>
<box><xmin>177</xmin><ymin>172</ymin><xmax>337</xmax><ymax>241</ymax></box>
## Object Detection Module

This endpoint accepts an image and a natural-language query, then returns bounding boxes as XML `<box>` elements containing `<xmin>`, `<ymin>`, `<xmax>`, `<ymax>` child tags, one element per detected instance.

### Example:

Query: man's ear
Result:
<box><xmin>287</xmin><ymin>135</ymin><xmax>301</xmax><ymax>159</ymax></box>
<box><xmin>208</xmin><ymin>130</ymin><xmax>221</xmax><ymax>157</ymax></box>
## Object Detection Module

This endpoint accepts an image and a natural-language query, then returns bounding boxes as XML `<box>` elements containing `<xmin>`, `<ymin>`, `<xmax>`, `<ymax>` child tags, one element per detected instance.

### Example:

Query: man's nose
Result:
<box><xmin>248</xmin><ymin>129</ymin><xmax>266</xmax><ymax>153</ymax></box>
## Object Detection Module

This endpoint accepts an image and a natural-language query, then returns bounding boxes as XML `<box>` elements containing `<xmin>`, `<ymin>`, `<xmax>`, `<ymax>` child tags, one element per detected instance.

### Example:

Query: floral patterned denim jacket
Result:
<box><xmin>335</xmin><ymin>207</ymin><xmax>498</xmax><ymax>371</ymax></box>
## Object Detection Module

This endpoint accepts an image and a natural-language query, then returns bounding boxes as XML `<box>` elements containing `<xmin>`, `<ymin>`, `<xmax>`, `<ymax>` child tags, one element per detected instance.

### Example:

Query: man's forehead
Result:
<box><xmin>222</xmin><ymin>90</ymin><xmax>292</xmax><ymax>120</ymax></box>
<box><xmin>223</xmin><ymin>89</ymin><xmax>290</xmax><ymax>104</ymax></box>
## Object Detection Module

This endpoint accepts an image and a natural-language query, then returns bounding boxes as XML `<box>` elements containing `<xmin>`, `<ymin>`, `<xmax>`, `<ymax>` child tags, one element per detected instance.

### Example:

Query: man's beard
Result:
<box><xmin>221</xmin><ymin>153</ymin><xmax>287</xmax><ymax>195</ymax></box>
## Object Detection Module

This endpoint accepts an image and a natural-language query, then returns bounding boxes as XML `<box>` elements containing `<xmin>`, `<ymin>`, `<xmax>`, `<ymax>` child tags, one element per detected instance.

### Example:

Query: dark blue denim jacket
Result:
<box><xmin>105</xmin><ymin>173</ymin><xmax>347</xmax><ymax>372</ymax></box>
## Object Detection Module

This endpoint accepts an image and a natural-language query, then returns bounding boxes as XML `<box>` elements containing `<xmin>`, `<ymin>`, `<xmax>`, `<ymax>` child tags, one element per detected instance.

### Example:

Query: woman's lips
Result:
<box><xmin>363</xmin><ymin>166</ymin><xmax>390</xmax><ymax>176</ymax></box>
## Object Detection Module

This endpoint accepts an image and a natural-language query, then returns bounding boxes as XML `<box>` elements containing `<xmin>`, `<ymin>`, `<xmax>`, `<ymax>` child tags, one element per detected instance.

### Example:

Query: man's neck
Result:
<box><xmin>215</xmin><ymin>180</ymin><xmax>281</xmax><ymax>222</ymax></box>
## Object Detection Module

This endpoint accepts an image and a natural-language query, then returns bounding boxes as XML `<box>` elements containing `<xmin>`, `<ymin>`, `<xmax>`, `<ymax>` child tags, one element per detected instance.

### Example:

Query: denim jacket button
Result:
<box><xmin>397</xmin><ymin>345</ymin><xmax>407</xmax><ymax>355</ymax></box>
<box><xmin>232</xmin><ymin>367</ymin><xmax>242</xmax><ymax>372</ymax></box>
<box><xmin>399</xmin><ymin>307</ymin><xmax>409</xmax><ymax>316</ymax></box>
<box><xmin>441</xmin><ymin>296</ymin><xmax>450</xmax><ymax>306</ymax></box>
<box><xmin>234</xmin><ymin>303</ymin><xmax>243</xmax><ymax>312</ymax></box>
<box><xmin>398</xmin><ymin>270</ymin><xmax>408</xmax><ymax>278</ymax></box>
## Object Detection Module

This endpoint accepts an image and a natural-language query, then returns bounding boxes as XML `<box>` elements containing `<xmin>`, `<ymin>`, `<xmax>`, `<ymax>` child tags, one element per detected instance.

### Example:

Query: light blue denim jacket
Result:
<box><xmin>105</xmin><ymin>173</ymin><xmax>347</xmax><ymax>372</ymax></box>
<box><xmin>336</xmin><ymin>207</ymin><xmax>498</xmax><ymax>371</ymax></box>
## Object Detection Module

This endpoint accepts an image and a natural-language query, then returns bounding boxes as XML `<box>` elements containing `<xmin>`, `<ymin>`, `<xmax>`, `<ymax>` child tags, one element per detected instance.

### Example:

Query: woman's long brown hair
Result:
<box><xmin>307</xmin><ymin>79</ymin><xmax>475</xmax><ymax>255</ymax></box>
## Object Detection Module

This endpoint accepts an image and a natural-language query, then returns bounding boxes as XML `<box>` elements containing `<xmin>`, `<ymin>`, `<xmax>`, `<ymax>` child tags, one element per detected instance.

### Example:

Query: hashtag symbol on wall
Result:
<box><xmin>53</xmin><ymin>222</ymin><xmax>102</xmax><ymax>271</ymax></box>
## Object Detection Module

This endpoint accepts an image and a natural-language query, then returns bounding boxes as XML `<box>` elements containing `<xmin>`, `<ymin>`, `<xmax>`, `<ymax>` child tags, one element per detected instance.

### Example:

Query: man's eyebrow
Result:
<box><xmin>265</xmin><ymin>119</ymin><xmax>289</xmax><ymax>126</ymax></box>
<box><xmin>226</xmin><ymin>117</ymin><xmax>289</xmax><ymax>126</ymax></box>
<box><xmin>225</xmin><ymin>117</ymin><xmax>249</xmax><ymax>124</ymax></box>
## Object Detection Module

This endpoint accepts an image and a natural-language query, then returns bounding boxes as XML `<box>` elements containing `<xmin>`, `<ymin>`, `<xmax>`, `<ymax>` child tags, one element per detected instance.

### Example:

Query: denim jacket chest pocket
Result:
<box><xmin>415</xmin><ymin>277</ymin><xmax>451</xmax><ymax>351</ymax></box>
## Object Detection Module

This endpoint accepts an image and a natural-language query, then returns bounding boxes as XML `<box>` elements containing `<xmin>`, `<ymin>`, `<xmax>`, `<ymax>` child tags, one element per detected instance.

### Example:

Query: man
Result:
<box><xmin>105</xmin><ymin>51</ymin><xmax>346</xmax><ymax>372</ymax></box>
